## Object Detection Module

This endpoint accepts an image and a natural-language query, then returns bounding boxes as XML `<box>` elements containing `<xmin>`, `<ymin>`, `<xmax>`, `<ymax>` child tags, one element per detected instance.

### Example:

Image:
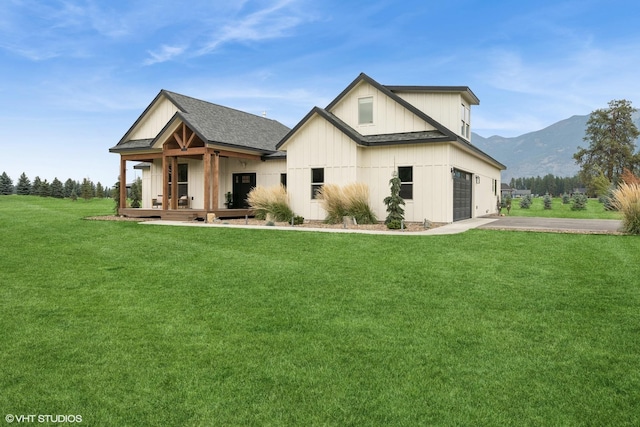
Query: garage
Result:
<box><xmin>453</xmin><ymin>169</ymin><xmax>472</xmax><ymax>221</ymax></box>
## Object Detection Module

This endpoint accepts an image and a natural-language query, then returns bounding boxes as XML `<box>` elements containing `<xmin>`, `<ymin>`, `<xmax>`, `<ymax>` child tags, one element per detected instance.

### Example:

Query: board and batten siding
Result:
<box><xmin>330</xmin><ymin>81</ymin><xmax>438</xmax><ymax>136</ymax></box>
<box><xmin>129</xmin><ymin>97</ymin><xmax>180</xmax><ymax>141</ymax></box>
<box><xmin>284</xmin><ymin>114</ymin><xmax>359</xmax><ymax>220</ymax></box>
<box><xmin>394</xmin><ymin>92</ymin><xmax>471</xmax><ymax>141</ymax></box>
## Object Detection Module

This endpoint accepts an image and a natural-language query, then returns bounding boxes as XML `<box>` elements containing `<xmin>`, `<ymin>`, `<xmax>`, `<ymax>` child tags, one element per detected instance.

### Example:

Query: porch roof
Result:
<box><xmin>110</xmin><ymin>90</ymin><xmax>290</xmax><ymax>154</ymax></box>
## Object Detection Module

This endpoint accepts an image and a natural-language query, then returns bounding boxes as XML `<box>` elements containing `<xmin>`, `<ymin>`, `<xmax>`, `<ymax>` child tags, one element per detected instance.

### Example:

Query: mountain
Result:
<box><xmin>472</xmin><ymin>112</ymin><xmax>640</xmax><ymax>182</ymax></box>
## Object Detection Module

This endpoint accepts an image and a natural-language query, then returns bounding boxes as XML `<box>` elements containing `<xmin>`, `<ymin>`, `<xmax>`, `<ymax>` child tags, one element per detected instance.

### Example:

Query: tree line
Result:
<box><xmin>0</xmin><ymin>172</ymin><xmax>112</xmax><ymax>199</ymax></box>
<box><xmin>508</xmin><ymin>174</ymin><xmax>584</xmax><ymax>196</ymax></box>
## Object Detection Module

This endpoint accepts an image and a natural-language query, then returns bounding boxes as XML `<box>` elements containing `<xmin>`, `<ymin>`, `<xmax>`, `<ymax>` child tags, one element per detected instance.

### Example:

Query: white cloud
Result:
<box><xmin>144</xmin><ymin>45</ymin><xmax>187</xmax><ymax>65</ymax></box>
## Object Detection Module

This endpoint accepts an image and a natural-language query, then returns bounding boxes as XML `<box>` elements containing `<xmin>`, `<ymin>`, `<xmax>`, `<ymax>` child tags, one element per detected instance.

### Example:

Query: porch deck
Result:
<box><xmin>119</xmin><ymin>208</ymin><xmax>253</xmax><ymax>221</ymax></box>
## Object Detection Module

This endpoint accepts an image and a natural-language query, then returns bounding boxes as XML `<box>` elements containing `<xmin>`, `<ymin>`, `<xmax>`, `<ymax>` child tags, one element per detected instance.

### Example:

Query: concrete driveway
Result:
<box><xmin>477</xmin><ymin>216</ymin><xmax>623</xmax><ymax>234</ymax></box>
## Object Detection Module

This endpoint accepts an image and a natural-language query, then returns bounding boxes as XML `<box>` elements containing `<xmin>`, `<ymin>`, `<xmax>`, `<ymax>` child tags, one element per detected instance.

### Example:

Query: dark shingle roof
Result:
<box><xmin>163</xmin><ymin>91</ymin><xmax>290</xmax><ymax>152</ymax></box>
<box><xmin>110</xmin><ymin>91</ymin><xmax>290</xmax><ymax>154</ymax></box>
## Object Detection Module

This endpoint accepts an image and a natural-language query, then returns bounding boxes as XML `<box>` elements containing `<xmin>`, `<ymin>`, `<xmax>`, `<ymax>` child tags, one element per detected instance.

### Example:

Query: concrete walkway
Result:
<box><xmin>478</xmin><ymin>216</ymin><xmax>623</xmax><ymax>234</ymax></box>
<box><xmin>142</xmin><ymin>217</ymin><xmax>498</xmax><ymax>235</ymax></box>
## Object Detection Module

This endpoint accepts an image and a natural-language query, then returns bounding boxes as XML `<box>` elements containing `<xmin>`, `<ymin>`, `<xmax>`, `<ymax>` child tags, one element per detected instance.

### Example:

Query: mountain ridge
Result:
<box><xmin>472</xmin><ymin>112</ymin><xmax>640</xmax><ymax>181</ymax></box>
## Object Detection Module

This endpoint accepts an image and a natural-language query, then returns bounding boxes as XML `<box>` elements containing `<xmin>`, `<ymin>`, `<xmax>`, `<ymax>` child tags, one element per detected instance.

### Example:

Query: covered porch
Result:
<box><xmin>117</xmin><ymin>123</ymin><xmax>262</xmax><ymax>220</ymax></box>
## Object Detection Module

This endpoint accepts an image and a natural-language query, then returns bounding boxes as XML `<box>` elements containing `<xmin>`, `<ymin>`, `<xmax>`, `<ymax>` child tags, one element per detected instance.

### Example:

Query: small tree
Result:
<box><xmin>95</xmin><ymin>182</ymin><xmax>105</xmax><ymax>198</ymax></box>
<box><xmin>16</xmin><ymin>173</ymin><xmax>31</xmax><ymax>195</ymax></box>
<box><xmin>571</xmin><ymin>193</ymin><xmax>588</xmax><ymax>211</ymax></box>
<box><xmin>112</xmin><ymin>179</ymin><xmax>120</xmax><ymax>213</ymax></box>
<box><xmin>543</xmin><ymin>193</ymin><xmax>552</xmax><ymax>210</ymax></box>
<box><xmin>519</xmin><ymin>194</ymin><xmax>532</xmax><ymax>209</ymax></box>
<box><xmin>80</xmin><ymin>178</ymin><xmax>93</xmax><ymax>200</ymax></box>
<box><xmin>383</xmin><ymin>172</ymin><xmax>405</xmax><ymax>229</ymax></box>
<box><xmin>0</xmin><ymin>172</ymin><xmax>13</xmax><ymax>195</ymax></box>
<box><xmin>130</xmin><ymin>177</ymin><xmax>142</xmax><ymax>208</ymax></box>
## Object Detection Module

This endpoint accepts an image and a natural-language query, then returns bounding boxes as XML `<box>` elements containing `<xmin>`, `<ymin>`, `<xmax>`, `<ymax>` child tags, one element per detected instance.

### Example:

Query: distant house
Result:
<box><xmin>512</xmin><ymin>189</ymin><xmax>532</xmax><ymax>198</ymax></box>
<box><xmin>501</xmin><ymin>183</ymin><xmax>513</xmax><ymax>198</ymax></box>
<box><xmin>110</xmin><ymin>73</ymin><xmax>506</xmax><ymax>223</ymax></box>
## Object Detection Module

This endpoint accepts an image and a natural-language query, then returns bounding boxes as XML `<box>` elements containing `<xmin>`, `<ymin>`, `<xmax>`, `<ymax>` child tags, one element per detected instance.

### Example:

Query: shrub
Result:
<box><xmin>317</xmin><ymin>183</ymin><xmax>377</xmax><ymax>224</ymax></box>
<box><xmin>247</xmin><ymin>185</ymin><xmax>294</xmax><ymax>222</ymax></box>
<box><xmin>543</xmin><ymin>193</ymin><xmax>552</xmax><ymax>210</ymax></box>
<box><xmin>519</xmin><ymin>194</ymin><xmax>532</xmax><ymax>209</ymax></box>
<box><xmin>571</xmin><ymin>193</ymin><xmax>588</xmax><ymax>210</ymax></box>
<box><xmin>384</xmin><ymin>173</ymin><xmax>405</xmax><ymax>227</ymax></box>
<box><xmin>562</xmin><ymin>193</ymin><xmax>571</xmax><ymax>204</ymax></box>
<box><xmin>293</xmin><ymin>216</ymin><xmax>304</xmax><ymax>225</ymax></box>
<box><xmin>612</xmin><ymin>182</ymin><xmax>640</xmax><ymax>234</ymax></box>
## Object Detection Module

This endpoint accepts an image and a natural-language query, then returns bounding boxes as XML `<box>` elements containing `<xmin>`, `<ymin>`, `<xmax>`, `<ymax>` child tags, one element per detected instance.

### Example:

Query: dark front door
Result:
<box><xmin>453</xmin><ymin>169</ymin><xmax>472</xmax><ymax>221</ymax></box>
<box><xmin>232</xmin><ymin>173</ymin><xmax>256</xmax><ymax>208</ymax></box>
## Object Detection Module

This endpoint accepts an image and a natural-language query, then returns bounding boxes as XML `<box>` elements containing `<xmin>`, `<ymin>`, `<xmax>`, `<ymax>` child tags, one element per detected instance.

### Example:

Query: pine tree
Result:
<box><xmin>63</xmin><ymin>179</ymin><xmax>75</xmax><ymax>198</ymax></box>
<box><xmin>383</xmin><ymin>172</ymin><xmax>405</xmax><ymax>229</ymax></box>
<box><xmin>95</xmin><ymin>182</ymin><xmax>104</xmax><ymax>198</ymax></box>
<box><xmin>16</xmin><ymin>173</ymin><xmax>31</xmax><ymax>195</ymax></box>
<box><xmin>50</xmin><ymin>178</ymin><xmax>64</xmax><ymax>198</ymax></box>
<box><xmin>0</xmin><ymin>172</ymin><xmax>13</xmax><ymax>195</ymax></box>
<box><xmin>31</xmin><ymin>176</ymin><xmax>42</xmax><ymax>195</ymax></box>
<box><xmin>574</xmin><ymin>99</ymin><xmax>640</xmax><ymax>188</ymax></box>
<box><xmin>80</xmin><ymin>178</ymin><xmax>93</xmax><ymax>200</ymax></box>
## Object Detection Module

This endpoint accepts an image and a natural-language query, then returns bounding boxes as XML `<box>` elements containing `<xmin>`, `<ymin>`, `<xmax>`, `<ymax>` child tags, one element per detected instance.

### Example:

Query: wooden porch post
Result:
<box><xmin>171</xmin><ymin>156</ymin><xmax>178</xmax><ymax>210</ymax></box>
<box><xmin>162</xmin><ymin>155</ymin><xmax>169</xmax><ymax>210</ymax></box>
<box><xmin>119</xmin><ymin>158</ymin><xmax>127</xmax><ymax>213</ymax></box>
<box><xmin>204</xmin><ymin>150</ymin><xmax>211</xmax><ymax>211</ymax></box>
<box><xmin>213</xmin><ymin>151</ymin><xmax>220</xmax><ymax>210</ymax></box>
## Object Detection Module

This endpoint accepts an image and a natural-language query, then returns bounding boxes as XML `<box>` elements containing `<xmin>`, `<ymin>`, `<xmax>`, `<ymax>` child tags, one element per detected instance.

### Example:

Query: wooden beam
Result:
<box><xmin>164</xmin><ymin>147</ymin><xmax>207</xmax><ymax>157</ymax></box>
<box><xmin>171</xmin><ymin>157</ymin><xmax>178</xmax><ymax>210</ymax></box>
<box><xmin>121</xmin><ymin>152</ymin><xmax>163</xmax><ymax>161</ymax></box>
<box><xmin>204</xmin><ymin>151</ymin><xmax>211</xmax><ymax>211</ymax></box>
<box><xmin>213</xmin><ymin>151</ymin><xmax>220</xmax><ymax>210</ymax></box>
<box><xmin>119</xmin><ymin>158</ymin><xmax>127</xmax><ymax>213</ymax></box>
<box><xmin>186</xmin><ymin>130</ymin><xmax>196</xmax><ymax>148</ymax></box>
<box><xmin>162</xmin><ymin>155</ymin><xmax>169</xmax><ymax>210</ymax></box>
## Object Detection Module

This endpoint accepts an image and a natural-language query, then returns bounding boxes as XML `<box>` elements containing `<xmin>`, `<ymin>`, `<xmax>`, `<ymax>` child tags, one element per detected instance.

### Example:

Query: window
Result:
<box><xmin>168</xmin><ymin>163</ymin><xmax>188</xmax><ymax>197</ymax></box>
<box><xmin>280</xmin><ymin>173</ymin><xmax>287</xmax><ymax>189</ymax></box>
<box><xmin>311</xmin><ymin>168</ymin><xmax>324</xmax><ymax>199</ymax></box>
<box><xmin>461</xmin><ymin>104</ymin><xmax>470</xmax><ymax>139</ymax></box>
<box><xmin>358</xmin><ymin>97</ymin><xmax>373</xmax><ymax>125</ymax></box>
<box><xmin>398</xmin><ymin>166</ymin><xmax>413</xmax><ymax>200</ymax></box>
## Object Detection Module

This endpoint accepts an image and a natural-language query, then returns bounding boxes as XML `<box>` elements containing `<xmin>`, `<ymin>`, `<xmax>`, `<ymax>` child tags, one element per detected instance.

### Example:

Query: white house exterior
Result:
<box><xmin>110</xmin><ymin>73</ymin><xmax>505</xmax><ymax>223</ymax></box>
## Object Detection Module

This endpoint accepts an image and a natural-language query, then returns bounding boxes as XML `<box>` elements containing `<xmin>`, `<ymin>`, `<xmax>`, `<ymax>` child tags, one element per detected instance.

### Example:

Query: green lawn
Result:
<box><xmin>1</xmin><ymin>196</ymin><xmax>639</xmax><ymax>426</ymax></box>
<box><xmin>505</xmin><ymin>196</ymin><xmax>623</xmax><ymax>219</ymax></box>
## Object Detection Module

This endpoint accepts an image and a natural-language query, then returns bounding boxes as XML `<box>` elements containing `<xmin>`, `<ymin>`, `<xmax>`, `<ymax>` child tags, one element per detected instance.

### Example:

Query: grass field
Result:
<box><xmin>1</xmin><ymin>196</ymin><xmax>639</xmax><ymax>426</ymax></box>
<box><xmin>505</xmin><ymin>196</ymin><xmax>623</xmax><ymax>219</ymax></box>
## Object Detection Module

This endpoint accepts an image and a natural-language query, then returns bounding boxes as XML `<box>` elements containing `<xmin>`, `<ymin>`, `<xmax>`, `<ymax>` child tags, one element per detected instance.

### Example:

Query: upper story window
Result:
<box><xmin>311</xmin><ymin>168</ymin><xmax>324</xmax><ymax>199</ymax></box>
<box><xmin>461</xmin><ymin>104</ymin><xmax>470</xmax><ymax>139</ymax></box>
<box><xmin>358</xmin><ymin>97</ymin><xmax>373</xmax><ymax>125</ymax></box>
<box><xmin>398</xmin><ymin>166</ymin><xmax>413</xmax><ymax>200</ymax></box>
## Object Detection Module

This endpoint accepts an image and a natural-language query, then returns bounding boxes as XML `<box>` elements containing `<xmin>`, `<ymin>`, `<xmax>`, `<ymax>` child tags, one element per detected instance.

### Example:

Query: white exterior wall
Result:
<box><xmin>359</xmin><ymin>143</ymin><xmax>452</xmax><ymax>223</ymax></box>
<box><xmin>394</xmin><ymin>92</ymin><xmax>471</xmax><ymax>141</ymax></box>
<box><xmin>284</xmin><ymin>115</ymin><xmax>358</xmax><ymax>220</ymax></box>
<box><xmin>330</xmin><ymin>81</ymin><xmax>437</xmax><ymax>136</ymax></box>
<box><xmin>129</xmin><ymin>97</ymin><xmax>179</xmax><ymax>140</ymax></box>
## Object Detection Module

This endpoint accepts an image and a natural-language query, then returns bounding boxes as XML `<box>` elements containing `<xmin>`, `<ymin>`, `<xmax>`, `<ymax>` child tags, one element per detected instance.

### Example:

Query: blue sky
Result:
<box><xmin>1</xmin><ymin>0</ymin><xmax>640</xmax><ymax>186</ymax></box>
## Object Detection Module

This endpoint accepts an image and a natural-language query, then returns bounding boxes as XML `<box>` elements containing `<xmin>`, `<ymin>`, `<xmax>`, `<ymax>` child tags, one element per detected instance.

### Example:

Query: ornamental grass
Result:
<box><xmin>247</xmin><ymin>184</ymin><xmax>294</xmax><ymax>222</ymax></box>
<box><xmin>612</xmin><ymin>182</ymin><xmax>640</xmax><ymax>234</ymax></box>
<box><xmin>317</xmin><ymin>182</ymin><xmax>377</xmax><ymax>224</ymax></box>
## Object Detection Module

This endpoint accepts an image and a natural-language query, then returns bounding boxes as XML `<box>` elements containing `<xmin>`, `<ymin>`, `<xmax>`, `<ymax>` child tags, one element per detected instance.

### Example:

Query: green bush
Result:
<box><xmin>543</xmin><ymin>193</ymin><xmax>552</xmax><ymax>210</ymax></box>
<box><xmin>562</xmin><ymin>193</ymin><xmax>571</xmax><ymax>204</ymax></box>
<box><xmin>386</xmin><ymin>219</ymin><xmax>402</xmax><ymax>230</ymax></box>
<box><xmin>384</xmin><ymin>173</ymin><xmax>405</xmax><ymax>227</ymax></box>
<box><xmin>519</xmin><ymin>195</ymin><xmax>532</xmax><ymax>209</ymax></box>
<box><xmin>571</xmin><ymin>193</ymin><xmax>588</xmax><ymax>211</ymax></box>
<box><xmin>293</xmin><ymin>216</ymin><xmax>304</xmax><ymax>225</ymax></box>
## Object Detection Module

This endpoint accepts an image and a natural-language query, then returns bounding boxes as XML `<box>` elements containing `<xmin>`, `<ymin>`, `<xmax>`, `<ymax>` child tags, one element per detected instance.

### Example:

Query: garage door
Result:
<box><xmin>453</xmin><ymin>169</ymin><xmax>472</xmax><ymax>221</ymax></box>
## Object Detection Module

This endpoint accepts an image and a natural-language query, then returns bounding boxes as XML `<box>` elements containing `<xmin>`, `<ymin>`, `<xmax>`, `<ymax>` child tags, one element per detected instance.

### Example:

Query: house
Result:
<box><xmin>110</xmin><ymin>73</ymin><xmax>506</xmax><ymax>223</ymax></box>
<box><xmin>501</xmin><ymin>183</ymin><xmax>514</xmax><ymax>198</ymax></box>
